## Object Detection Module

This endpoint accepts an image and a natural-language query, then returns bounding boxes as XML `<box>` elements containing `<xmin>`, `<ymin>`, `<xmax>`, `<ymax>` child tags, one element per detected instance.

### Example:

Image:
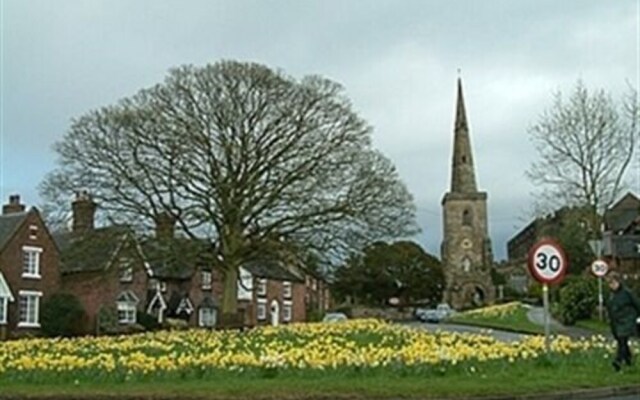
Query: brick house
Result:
<box><xmin>55</xmin><ymin>192</ymin><xmax>151</xmax><ymax>334</ymax></box>
<box><xmin>0</xmin><ymin>195</ymin><xmax>60</xmax><ymax>339</ymax></box>
<box><xmin>142</xmin><ymin>213</ymin><xmax>221</xmax><ymax>328</ymax></box>
<box><xmin>303</xmin><ymin>269</ymin><xmax>332</xmax><ymax>318</ymax></box>
<box><xmin>603</xmin><ymin>192</ymin><xmax>640</xmax><ymax>285</ymax></box>
<box><xmin>238</xmin><ymin>261</ymin><xmax>306</xmax><ymax>326</ymax></box>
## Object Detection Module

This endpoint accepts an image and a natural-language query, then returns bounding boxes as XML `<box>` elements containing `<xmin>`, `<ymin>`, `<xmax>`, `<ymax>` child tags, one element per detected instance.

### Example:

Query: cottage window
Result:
<box><xmin>22</xmin><ymin>246</ymin><xmax>42</xmax><ymax>279</ymax></box>
<box><xmin>0</xmin><ymin>297</ymin><xmax>8</xmax><ymax>324</ymax></box>
<box><xmin>29</xmin><ymin>225</ymin><xmax>38</xmax><ymax>240</ymax></box>
<box><xmin>119</xmin><ymin>258</ymin><xmax>133</xmax><ymax>283</ymax></box>
<box><xmin>283</xmin><ymin>281</ymin><xmax>292</xmax><ymax>299</ymax></box>
<box><xmin>257</xmin><ymin>278</ymin><xmax>267</xmax><ymax>296</ymax></box>
<box><xmin>199</xmin><ymin>308</ymin><xmax>217</xmax><ymax>327</ymax></box>
<box><xmin>283</xmin><ymin>301</ymin><xmax>292</xmax><ymax>322</ymax></box>
<box><xmin>257</xmin><ymin>298</ymin><xmax>267</xmax><ymax>320</ymax></box>
<box><xmin>116</xmin><ymin>291</ymin><xmax>139</xmax><ymax>324</ymax></box>
<box><xmin>202</xmin><ymin>271</ymin><xmax>212</xmax><ymax>290</ymax></box>
<box><xmin>18</xmin><ymin>290</ymin><xmax>41</xmax><ymax>327</ymax></box>
<box><xmin>117</xmin><ymin>303</ymin><xmax>137</xmax><ymax>324</ymax></box>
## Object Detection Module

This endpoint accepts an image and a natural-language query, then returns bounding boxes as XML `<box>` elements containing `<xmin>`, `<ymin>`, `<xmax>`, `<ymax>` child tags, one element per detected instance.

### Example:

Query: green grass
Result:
<box><xmin>447</xmin><ymin>304</ymin><xmax>546</xmax><ymax>335</ymax></box>
<box><xmin>1</xmin><ymin>360</ymin><xmax>639</xmax><ymax>399</ymax></box>
<box><xmin>575</xmin><ymin>318</ymin><xmax>611</xmax><ymax>335</ymax></box>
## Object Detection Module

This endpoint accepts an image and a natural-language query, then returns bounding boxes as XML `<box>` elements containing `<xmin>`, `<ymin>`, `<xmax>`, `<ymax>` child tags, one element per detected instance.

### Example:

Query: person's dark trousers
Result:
<box><xmin>614</xmin><ymin>335</ymin><xmax>632</xmax><ymax>369</ymax></box>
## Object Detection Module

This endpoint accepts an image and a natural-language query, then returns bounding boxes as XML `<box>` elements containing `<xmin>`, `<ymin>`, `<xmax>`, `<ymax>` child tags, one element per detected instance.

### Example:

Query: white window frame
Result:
<box><xmin>283</xmin><ymin>281</ymin><xmax>292</xmax><ymax>299</ymax></box>
<box><xmin>0</xmin><ymin>296</ymin><xmax>8</xmax><ymax>325</ymax></box>
<box><xmin>198</xmin><ymin>307</ymin><xmax>217</xmax><ymax>327</ymax></box>
<box><xmin>257</xmin><ymin>298</ymin><xmax>267</xmax><ymax>320</ymax></box>
<box><xmin>22</xmin><ymin>246</ymin><xmax>43</xmax><ymax>279</ymax></box>
<box><xmin>283</xmin><ymin>300</ymin><xmax>292</xmax><ymax>322</ymax></box>
<box><xmin>257</xmin><ymin>278</ymin><xmax>267</xmax><ymax>296</ymax></box>
<box><xmin>201</xmin><ymin>271</ymin><xmax>212</xmax><ymax>290</ymax></box>
<box><xmin>17</xmin><ymin>290</ymin><xmax>42</xmax><ymax>328</ymax></box>
<box><xmin>116</xmin><ymin>291</ymin><xmax>139</xmax><ymax>324</ymax></box>
<box><xmin>117</xmin><ymin>302</ymin><xmax>137</xmax><ymax>324</ymax></box>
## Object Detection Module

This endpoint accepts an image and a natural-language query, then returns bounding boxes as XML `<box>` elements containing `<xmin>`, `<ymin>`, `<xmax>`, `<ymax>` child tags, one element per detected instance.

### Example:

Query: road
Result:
<box><xmin>402</xmin><ymin>320</ymin><xmax>526</xmax><ymax>342</ymax></box>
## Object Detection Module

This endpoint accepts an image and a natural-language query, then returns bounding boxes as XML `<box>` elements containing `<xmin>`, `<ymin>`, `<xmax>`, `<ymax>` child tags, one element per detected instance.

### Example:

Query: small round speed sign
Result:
<box><xmin>591</xmin><ymin>259</ymin><xmax>609</xmax><ymax>277</ymax></box>
<box><xmin>527</xmin><ymin>238</ymin><xmax>568</xmax><ymax>285</ymax></box>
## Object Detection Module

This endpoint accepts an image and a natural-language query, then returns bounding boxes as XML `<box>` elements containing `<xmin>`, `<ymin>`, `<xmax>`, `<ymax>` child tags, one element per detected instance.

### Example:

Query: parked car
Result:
<box><xmin>322</xmin><ymin>312</ymin><xmax>348</xmax><ymax>323</ymax></box>
<box><xmin>415</xmin><ymin>303</ymin><xmax>453</xmax><ymax>323</ymax></box>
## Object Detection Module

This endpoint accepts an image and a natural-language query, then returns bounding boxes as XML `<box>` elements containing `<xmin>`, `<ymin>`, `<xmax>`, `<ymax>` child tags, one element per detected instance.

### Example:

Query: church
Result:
<box><xmin>440</xmin><ymin>78</ymin><xmax>495</xmax><ymax>310</ymax></box>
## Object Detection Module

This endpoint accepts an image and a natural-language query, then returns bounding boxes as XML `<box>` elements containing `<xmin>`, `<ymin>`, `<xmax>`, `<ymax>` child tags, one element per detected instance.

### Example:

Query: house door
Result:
<box><xmin>270</xmin><ymin>299</ymin><xmax>280</xmax><ymax>327</ymax></box>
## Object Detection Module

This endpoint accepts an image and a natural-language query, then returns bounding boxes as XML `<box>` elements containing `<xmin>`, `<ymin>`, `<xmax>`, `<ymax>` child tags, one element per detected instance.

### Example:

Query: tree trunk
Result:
<box><xmin>221</xmin><ymin>266</ymin><xmax>239</xmax><ymax>314</ymax></box>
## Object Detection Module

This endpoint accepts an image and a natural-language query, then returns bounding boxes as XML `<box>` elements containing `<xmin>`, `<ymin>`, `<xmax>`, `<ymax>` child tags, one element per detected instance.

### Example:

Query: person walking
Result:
<box><xmin>605</xmin><ymin>271</ymin><xmax>640</xmax><ymax>371</ymax></box>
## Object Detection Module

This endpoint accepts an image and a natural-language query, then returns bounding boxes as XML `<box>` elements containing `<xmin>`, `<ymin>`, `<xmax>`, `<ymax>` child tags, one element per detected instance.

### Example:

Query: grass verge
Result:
<box><xmin>447</xmin><ymin>303</ymin><xmax>545</xmax><ymax>335</ymax></box>
<box><xmin>1</xmin><ymin>361</ymin><xmax>639</xmax><ymax>399</ymax></box>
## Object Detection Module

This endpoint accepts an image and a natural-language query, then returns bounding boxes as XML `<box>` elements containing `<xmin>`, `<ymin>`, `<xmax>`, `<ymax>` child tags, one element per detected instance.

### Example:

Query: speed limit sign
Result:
<box><xmin>527</xmin><ymin>238</ymin><xmax>568</xmax><ymax>285</ymax></box>
<box><xmin>591</xmin><ymin>259</ymin><xmax>609</xmax><ymax>277</ymax></box>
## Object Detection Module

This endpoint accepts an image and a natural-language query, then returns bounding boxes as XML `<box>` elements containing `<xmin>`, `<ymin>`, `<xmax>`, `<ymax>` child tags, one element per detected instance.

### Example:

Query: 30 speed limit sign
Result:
<box><xmin>591</xmin><ymin>259</ymin><xmax>609</xmax><ymax>277</ymax></box>
<box><xmin>527</xmin><ymin>238</ymin><xmax>568</xmax><ymax>285</ymax></box>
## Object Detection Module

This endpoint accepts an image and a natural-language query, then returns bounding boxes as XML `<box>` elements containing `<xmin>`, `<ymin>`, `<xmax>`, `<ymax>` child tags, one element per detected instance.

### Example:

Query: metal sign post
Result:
<box><xmin>542</xmin><ymin>283</ymin><xmax>550</xmax><ymax>352</ymax></box>
<box><xmin>590</xmin><ymin>259</ymin><xmax>608</xmax><ymax>321</ymax></box>
<box><xmin>528</xmin><ymin>238</ymin><xmax>568</xmax><ymax>353</ymax></box>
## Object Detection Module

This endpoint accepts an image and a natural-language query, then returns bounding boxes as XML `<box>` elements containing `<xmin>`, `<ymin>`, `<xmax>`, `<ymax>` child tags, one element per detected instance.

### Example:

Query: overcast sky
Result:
<box><xmin>1</xmin><ymin>0</ymin><xmax>639</xmax><ymax>260</ymax></box>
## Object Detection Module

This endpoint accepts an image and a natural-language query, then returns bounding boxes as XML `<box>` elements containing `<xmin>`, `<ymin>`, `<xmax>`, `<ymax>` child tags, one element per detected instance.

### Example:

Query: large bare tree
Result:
<box><xmin>41</xmin><ymin>61</ymin><xmax>418</xmax><ymax>313</ymax></box>
<box><xmin>527</xmin><ymin>80</ymin><xmax>638</xmax><ymax>227</ymax></box>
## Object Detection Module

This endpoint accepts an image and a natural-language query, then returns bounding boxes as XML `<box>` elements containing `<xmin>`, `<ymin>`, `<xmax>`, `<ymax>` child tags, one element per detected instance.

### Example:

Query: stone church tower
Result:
<box><xmin>441</xmin><ymin>78</ymin><xmax>495</xmax><ymax>310</ymax></box>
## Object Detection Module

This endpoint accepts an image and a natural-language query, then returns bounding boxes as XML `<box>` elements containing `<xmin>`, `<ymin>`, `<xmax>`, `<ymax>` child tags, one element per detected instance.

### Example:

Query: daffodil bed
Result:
<box><xmin>1</xmin><ymin>319</ymin><xmax>638</xmax><ymax>398</ymax></box>
<box><xmin>448</xmin><ymin>302</ymin><xmax>545</xmax><ymax>334</ymax></box>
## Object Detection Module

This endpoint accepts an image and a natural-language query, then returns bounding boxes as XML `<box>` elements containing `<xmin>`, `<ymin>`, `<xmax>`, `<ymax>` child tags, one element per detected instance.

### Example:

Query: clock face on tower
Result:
<box><xmin>461</xmin><ymin>238</ymin><xmax>472</xmax><ymax>249</ymax></box>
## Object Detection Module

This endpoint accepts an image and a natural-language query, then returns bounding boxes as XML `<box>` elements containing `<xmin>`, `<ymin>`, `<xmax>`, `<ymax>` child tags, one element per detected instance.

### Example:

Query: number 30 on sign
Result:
<box><xmin>527</xmin><ymin>238</ymin><xmax>568</xmax><ymax>285</ymax></box>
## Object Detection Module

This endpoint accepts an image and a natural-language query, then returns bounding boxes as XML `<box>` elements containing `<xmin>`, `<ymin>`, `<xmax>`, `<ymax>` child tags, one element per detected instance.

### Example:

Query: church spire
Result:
<box><xmin>449</xmin><ymin>77</ymin><xmax>478</xmax><ymax>193</ymax></box>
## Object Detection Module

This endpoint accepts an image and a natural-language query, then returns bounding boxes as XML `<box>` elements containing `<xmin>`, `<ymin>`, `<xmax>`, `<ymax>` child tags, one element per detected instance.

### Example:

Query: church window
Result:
<box><xmin>462</xmin><ymin>257</ymin><xmax>471</xmax><ymax>272</ymax></box>
<box><xmin>462</xmin><ymin>209</ymin><xmax>472</xmax><ymax>226</ymax></box>
<box><xmin>461</xmin><ymin>155</ymin><xmax>467</xmax><ymax>163</ymax></box>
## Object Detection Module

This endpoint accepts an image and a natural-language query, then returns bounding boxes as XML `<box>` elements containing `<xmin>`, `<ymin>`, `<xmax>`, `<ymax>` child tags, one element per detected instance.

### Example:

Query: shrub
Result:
<box><xmin>40</xmin><ymin>293</ymin><xmax>85</xmax><ymax>337</ymax></box>
<box><xmin>97</xmin><ymin>306</ymin><xmax>118</xmax><ymax>335</ymax></box>
<box><xmin>556</xmin><ymin>276</ymin><xmax>597</xmax><ymax>325</ymax></box>
<box><xmin>137</xmin><ymin>311</ymin><xmax>161</xmax><ymax>331</ymax></box>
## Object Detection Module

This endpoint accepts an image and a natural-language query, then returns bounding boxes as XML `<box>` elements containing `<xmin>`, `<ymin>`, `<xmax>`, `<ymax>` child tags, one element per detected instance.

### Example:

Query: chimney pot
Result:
<box><xmin>72</xmin><ymin>191</ymin><xmax>96</xmax><ymax>234</ymax></box>
<box><xmin>3</xmin><ymin>194</ymin><xmax>26</xmax><ymax>215</ymax></box>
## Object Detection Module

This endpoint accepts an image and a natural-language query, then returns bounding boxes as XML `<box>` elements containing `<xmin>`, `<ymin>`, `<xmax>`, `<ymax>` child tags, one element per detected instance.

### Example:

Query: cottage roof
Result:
<box><xmin>142</xmin><ymin>238</ymin><xmax>212</xmax><ymax>280</ymax></box>
<box><xmin>53</xmin><ymin>226</ymin><xmax>132</xmax><ymax>274</ymax></box>
<box><xmin>243</xmin><ymin>259</ymin><xmax>304</xmax><ymax>282</ymax></box>
<box><xmin>0</xmin><ymin>211</ymin><xmax>30</xmax><ymax>251</ymax></box>
<box><xmin>605</xmin><ymin>192</ymin><xmax>640</xmax><ymax>232</ymax></box>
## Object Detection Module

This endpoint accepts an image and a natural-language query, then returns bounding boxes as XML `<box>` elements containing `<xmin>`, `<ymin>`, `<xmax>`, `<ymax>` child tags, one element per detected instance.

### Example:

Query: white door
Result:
<box><xmin>270</xmin><ymin>299</ymin><xmax>280</xmax><ymax>327</ymax></box>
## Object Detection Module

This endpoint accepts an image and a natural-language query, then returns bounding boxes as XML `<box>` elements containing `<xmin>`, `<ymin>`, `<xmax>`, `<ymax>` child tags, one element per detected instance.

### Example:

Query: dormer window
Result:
<box><xmin>116</xmin><ymin>291</ymin><xmax>139</xmax><ymax>324</ymax></box>
<box><xmin>202</xmin><ymin>271</ymin><xmax>212</xmax><ymax>290</ymax></box>
<box><xmin>119</xmin><ymin>258</ymin><xmax>133</xmax><ymax>283</ymax></box>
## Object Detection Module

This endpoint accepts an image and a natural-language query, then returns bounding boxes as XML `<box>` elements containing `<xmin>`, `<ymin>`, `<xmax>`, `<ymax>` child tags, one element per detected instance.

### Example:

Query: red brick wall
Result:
<box><xmin>61</xmin><ymin>240</ymin><xmax>148</xmax><ymax>334</ymax></box>
<box><xmin>0</xmin><ymin>210</ymin><xmax>60</xmax><ymax>338</ymax></box>
<box><xmin>249</xmin><ymin>278</ymin><xmax>306</xmax><ymax>327</ymax></box>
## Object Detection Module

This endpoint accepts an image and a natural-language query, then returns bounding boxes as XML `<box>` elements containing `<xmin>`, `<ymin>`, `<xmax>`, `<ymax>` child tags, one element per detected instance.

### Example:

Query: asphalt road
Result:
<box><xmin>402</xmin><ymin>320</ymin><xmax>526</xmax><ymax>342</ymax></box>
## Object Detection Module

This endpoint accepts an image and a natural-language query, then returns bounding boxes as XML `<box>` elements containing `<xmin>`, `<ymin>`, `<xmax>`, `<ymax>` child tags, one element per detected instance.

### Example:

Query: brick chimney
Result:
<box><xmin>2</xmin><ymin>195</ymin><xmax>26</xmax><ymax>215</ymax></box>
<box><xmin>155</xmin><ymin>212</ymin><xmax>176</xmax><ymax>241</ymax></box>
<box><xmin>72</xmin><ymin>191</ymin><xmax>96</xmax><ymax>234</ymax></box>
